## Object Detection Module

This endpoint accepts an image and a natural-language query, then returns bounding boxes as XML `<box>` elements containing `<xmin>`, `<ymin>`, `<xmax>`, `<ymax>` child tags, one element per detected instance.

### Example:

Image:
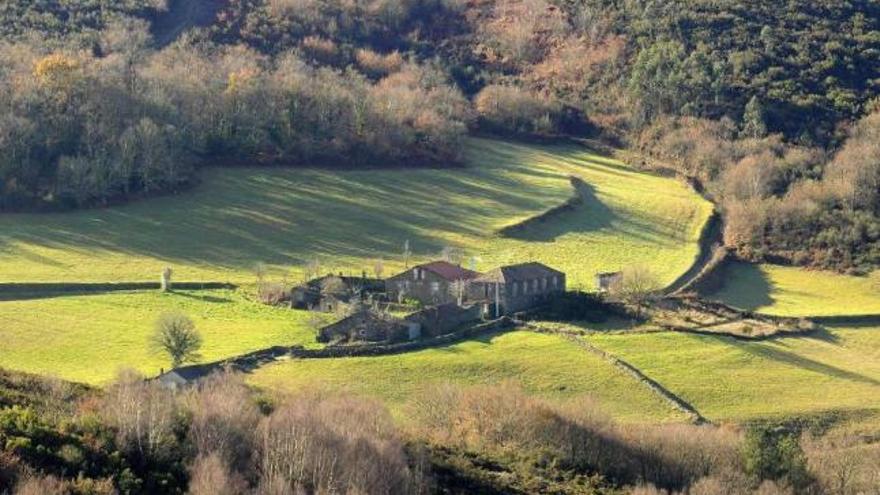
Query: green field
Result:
<box><xmin>248</xmin><ymin>330</ymin><xmax>685</xmax><ymax>423</ymax></box>
<box><xmin>0</xmin><ymin>290</ymin><xmax>326</xmax><ymax>385</ymax></box>
<box><xmin>709</xmin><ymin>261</ymin><xmax>880</xmax><ymax>317</ymax></box>
<box><xmin>587</xmin><ymin>325</ymin><xmax>880</xmax><ymax>422</ymax></box>
<box><xmin>0</xmin><ymin>138</ymin><xmax>712</xmax><ymax>290</ymax></box>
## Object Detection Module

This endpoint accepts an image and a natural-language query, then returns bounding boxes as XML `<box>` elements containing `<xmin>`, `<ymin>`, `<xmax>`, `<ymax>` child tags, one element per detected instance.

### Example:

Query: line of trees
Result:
<box><xmin>0</xmin><ymin>26</ymin><xmax>470</xmax><ymax>210</ymax></box>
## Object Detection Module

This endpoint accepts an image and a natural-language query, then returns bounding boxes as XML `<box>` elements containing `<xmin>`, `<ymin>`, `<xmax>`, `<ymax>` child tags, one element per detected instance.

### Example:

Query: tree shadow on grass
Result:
<box><xmin>499</xmin><ymin>180</ymin><xmax>615</xmax><ymax>242</ymax></box>
<box><xmin>169</xmin><ymin>291</ymin><xmax>234</xmax><ymax>304</ymax></box>
<box><xmin>707</xmin><ymin>261</ymin><xmax>775</xmax><ymax>311</ymax></box>
<box><xmin>798</xmin><ymin>326</ymin><xmax>841</xmax><ymax>345</ymax></box>
<box><xmin>729</xmin><ymin>338</ymin><xmax>880</xmax><ymax>387</ymax></box>
<box><xmin>429</xmin><ymin>331</ymin><xmax>504</xmax><ymax>355</ymax></box>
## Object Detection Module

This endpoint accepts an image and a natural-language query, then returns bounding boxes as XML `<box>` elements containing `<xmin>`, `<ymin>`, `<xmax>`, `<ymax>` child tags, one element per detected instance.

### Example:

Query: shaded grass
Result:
<box><xmin>586</xmin><ymin>325</ymin><xmax>880</xmax><ymax>422</ymax></box>
<box><xmin>248</xmin><ymin>331</ymin><xmax>685</xmax><ymax>423</ymax></box>
<box><xmin>0</xmin><ymin>138</ymin><xmax>712</xmax><ymax>290</ymax></box>
<box><xmin>709</xmin><ymin>262</ymin><xmax>880</xmax><ymax>317</ymax></box>
<box><xmin>0</xmin><ymin>289</ymin><xmax>327</xmax><ymax>385</ymax></box>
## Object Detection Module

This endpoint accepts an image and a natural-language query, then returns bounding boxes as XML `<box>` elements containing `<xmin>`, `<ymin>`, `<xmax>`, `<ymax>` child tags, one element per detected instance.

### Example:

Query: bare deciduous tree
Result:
<box><xmin>439</xmin><ymin>246</ymin><xmax>464</xmax><ymax>265</ymax></box>
<box><xmin>186</xmin><ymin>371</ymin><xmax>260</xmax><ymax>473</ymax></box>
<box><xmin>609</xmin><ymin>265</ymin><xmax>661</xmax><ymax>317</ymax></box>
<box><xmin>189</xmin><ymin>453</ymin><xmax>247</xmax><ymax>495</ymax></box>
<box><xmin>304</xmin><ymin>258</ymin><xmax>321</xmax><ymax>282</ymax></box>
<box><xmin>403</xmin><ymin>240</ymin><xmax>412</xmax><ymax>269</ymax></box>
<box><xmin>101</xmin><ymin>369</ymin><xmax>177</xmax><ymax>462</ymax></box>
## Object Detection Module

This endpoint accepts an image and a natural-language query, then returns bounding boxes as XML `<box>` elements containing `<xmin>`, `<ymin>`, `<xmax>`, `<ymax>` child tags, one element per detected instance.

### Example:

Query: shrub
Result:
<box><xmin>100</xmin><ymin>370</ymin><xmax>179</xmax><ymax>463</ymax></box>
<box><xmin>743</xmin><ymin>425</ymin><xmax>812</xmax><ymax>491</ymax></box>
<box><xmin>474</xmin><ymin>84</ymin><xmax>563</xmax><ymax>136</ymax></box>
<box><xmin>185</xmin><ymin>371</ymin><xmax>260</xmax><ymax>473</ymax></box>
<box><xmin>257</xmin><ymin>394</ymin><xmax>422</xmax><ymax>493</ymax></box>
<box><xmin>803</xmin><ymin>430</ymin><xmax>880</xmax><ymax>495</ymax></box>
<box><xmin>188</xmin><ymin>453</ymin><xmax>248</xmax><ymax>495</ymax></box>
<box><xmin>408</xmin><ymin>382</ymin><xmax>746</xmax><ymax>490</ymax></box>
<box><xmin>257</xmin><ymin>282</ymin><xmax>288</xmax><ymax>306</ymax></box>
<box><xmin>356</xmin><ymin>49</ymin><xmax>404</xmax><ymax>79</ymax></box>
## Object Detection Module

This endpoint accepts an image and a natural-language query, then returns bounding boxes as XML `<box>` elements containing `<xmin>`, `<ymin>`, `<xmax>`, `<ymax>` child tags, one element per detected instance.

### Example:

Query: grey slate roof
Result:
<box><xmin>474</xmin><ymin>262</ymin><xmax>564</xmax><ymax>283</ymax></box>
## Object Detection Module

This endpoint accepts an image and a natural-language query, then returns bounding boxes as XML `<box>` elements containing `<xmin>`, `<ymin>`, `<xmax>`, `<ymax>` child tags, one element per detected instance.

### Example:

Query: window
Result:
<box><xmin>431</xmin><ymin>282</ymin><xmax>440</xmax><ymax>294</ymax></box>
<box><xmin>512</xmin><ymin>282</ymin><xmax>518</xmax><ymax>296</ymax></box>
<box><xmin>413</xmin><ymin>269</ymin><xmax>419</xmax><ymax>280</ymax></box>
<box><xmin>541</xmin><ymin>278</ymin><xmax>548</xmax><ymax>291</ymax></box>
<box><xmin>533</xmin><ymin>279</ymin><xmax>539</xmax><ymax>292</ymax></box>
<box><xmin>553</xmin><ymin>277</ymin><xmax>558</xmax><ymax>288</ymax></box>
<box><xmin>522</xmin><ymin>281</ymin><xmax>528</xmax><ymax>294</ymax></box>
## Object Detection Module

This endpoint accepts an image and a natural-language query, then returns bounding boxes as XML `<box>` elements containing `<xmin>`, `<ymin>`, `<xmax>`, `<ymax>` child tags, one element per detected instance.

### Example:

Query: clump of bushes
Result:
<box><xmin>2</xmin><ymin>371</ymin><xmax>880</xmax><ymax>494</ymax></box>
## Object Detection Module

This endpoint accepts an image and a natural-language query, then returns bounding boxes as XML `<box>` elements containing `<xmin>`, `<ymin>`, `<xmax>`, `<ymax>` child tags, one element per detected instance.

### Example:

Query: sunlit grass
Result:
<box><xmin>248</xmin><ymin>330</ymin><xmax>685</xmax><ymax>423</ymax></box>
<box><xmin>709</xmin><ymin>261</ymin><xmax>880</xmax><ymax>317</ymax></box>
<box><xmin>0</xmin><ymin>289</ymin><xmax>327</xmax><ymax>385</ymax></box>
<box><xmin>0</xmin><ymin>138</ymin><xmax>712</xmax><ymax>290</ymax></box>
<box><xmin>587</xmin><ymin>325</ymin><xmax>880</xmax><ymax>422</ymax></box>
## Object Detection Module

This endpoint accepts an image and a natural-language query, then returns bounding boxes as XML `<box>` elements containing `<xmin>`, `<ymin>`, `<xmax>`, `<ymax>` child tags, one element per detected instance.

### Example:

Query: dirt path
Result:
<box><xmin>151</xmin><ymin>0</ymin><xmax>224</xmax><ymax>48</ymax></box>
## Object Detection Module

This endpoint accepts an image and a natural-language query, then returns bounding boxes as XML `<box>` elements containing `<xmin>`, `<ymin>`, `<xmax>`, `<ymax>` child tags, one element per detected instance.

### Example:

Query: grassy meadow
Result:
<box><xmin>0</xmin><ymin>138</ymin><xmax>712</xmax><ymax>290</ymax></box>
<box><xmin>0</xmin><ymin>289</ymin><xmax>327</xmax><ymax>385</ymax></box>
<box><xmin>709</xmin><ymin>261</ymin><xmax>880</xmax><ymax>317</ymax></box>
<box><xmin>587</xmin><ymin>325</ymin><xmax>880</xmax><ymax>422</ymax></box>
<box><xmin>248</xmin><ymin>330</ymin><xmax>685</xmax><ymax>423</ymax></box>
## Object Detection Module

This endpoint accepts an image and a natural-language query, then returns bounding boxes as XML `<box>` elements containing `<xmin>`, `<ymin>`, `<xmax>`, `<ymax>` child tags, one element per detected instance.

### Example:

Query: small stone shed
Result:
<box><xmin>156</xmin><ymin>365</ymin><xmax>214</xmax><ymax>390</ymax></box>
<box><xmin>595</xmin><ymin>271</ymin><xmax>622</xmax><ymax>292</ymax></box>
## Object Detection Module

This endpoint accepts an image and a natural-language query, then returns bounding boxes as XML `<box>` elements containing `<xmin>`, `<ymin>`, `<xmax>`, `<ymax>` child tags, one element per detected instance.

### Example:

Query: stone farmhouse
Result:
<box><xmin>471</xmin><ymin>262</ymin><xmax>566</xmax><ymax>317</ymax></box>
<box><xmin>298</xmin><ymin>260</ymin><xmax>567</xmax><ymax>346</ymax></box>
<box><xmin>385</xmin><ymin>261</ymin><xmax>480</xmax><ymax>306</ymax></box>
<box><xmin>383</xmin><ymin>260</ymin><xmax>566</xmax><ymax>316</ymax></box>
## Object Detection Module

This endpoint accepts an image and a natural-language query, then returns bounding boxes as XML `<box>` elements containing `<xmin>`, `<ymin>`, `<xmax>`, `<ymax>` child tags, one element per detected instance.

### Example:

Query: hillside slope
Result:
<box><xmin>0</xmin><ymin>138</ymin><xmax>712</xmax><ymax>289</ymax></box>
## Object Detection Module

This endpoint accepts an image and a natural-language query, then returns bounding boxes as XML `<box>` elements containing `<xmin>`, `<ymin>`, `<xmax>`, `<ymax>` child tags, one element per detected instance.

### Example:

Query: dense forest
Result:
<box><xmin>1</xmin><ymin>0</ymin><xmax>880</xmax><ymax>269</ymax></box>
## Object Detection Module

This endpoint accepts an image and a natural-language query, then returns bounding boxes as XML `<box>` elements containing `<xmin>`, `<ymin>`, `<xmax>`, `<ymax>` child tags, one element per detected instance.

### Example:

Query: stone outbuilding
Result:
<box><xmin>317</xmin><ymin>309</ymin><xmax>410</xmax><ymax>344</ymax></box>
<box><xmin>595</xmin><ymin>271</ymin><xmax>623</xmax><ymax>292</ymax></box>
<box><xmin>291</xmin><ymin>275</ymin><xmax>385</xmax><ymax>313</ymax></box>
<box><xmin>473</xmin><ymin>262</ymin><xmax>566</xmax><ymax>316</ymax></box>
<box><xmin>385</xmin><ymin>261</ymin><xmax>480</xmax><ymax>306</ymax></box>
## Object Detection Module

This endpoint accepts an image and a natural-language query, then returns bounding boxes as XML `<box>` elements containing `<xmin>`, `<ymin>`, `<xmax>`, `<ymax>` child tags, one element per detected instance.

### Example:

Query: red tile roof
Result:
<box><xmin>418</xmin><ymin>261</ymin><xmax>480</xmax><ymax>281</ymax></box>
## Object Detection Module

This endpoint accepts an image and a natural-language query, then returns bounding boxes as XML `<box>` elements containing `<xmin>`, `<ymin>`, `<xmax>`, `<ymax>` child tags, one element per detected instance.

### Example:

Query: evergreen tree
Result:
<box><xmin>742</xmin><ymin>96</ymin><xmax>768</xmax><ymax>138</ymax></box>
